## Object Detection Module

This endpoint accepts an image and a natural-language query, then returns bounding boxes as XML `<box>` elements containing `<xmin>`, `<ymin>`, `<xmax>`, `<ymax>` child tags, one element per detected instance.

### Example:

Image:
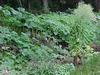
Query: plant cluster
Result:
<box><xmin>0</xmin><ymin>3</ymin><xmax>97</xmax><ymax>75</ymax></box>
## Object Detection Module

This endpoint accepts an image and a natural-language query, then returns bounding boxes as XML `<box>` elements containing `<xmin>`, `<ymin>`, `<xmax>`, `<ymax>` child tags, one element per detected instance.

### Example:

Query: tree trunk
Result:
<box><xmin>43</xmin><ymin>0</ymin><xmax>49</xmax><ymax>12</ymax></box>
<box><xmin>95</xmin><ymin>0</ymin><xmax>100</xmax><ymax>12</ymax></box>
<box><xmin>0</xmin><ymin>0</ymin><xmax>3</xmax><ymax>5</ymax></box>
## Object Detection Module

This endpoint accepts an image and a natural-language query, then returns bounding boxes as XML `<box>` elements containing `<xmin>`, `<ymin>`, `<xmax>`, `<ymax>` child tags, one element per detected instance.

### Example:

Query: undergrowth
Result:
<box><xmin>0</xmin><ymin>3</ymin><xmax>98</xmax><ymax>75</ymax></box>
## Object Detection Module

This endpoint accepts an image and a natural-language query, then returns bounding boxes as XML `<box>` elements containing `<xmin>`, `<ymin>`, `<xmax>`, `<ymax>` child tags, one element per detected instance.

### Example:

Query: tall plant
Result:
<box><xmin>68</xmin><ymin>3</ymin><xmax>96</xmax><ymax>57</ymax></box>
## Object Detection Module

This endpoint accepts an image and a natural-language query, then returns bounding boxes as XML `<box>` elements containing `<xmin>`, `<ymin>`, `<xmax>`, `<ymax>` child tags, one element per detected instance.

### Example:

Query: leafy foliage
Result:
<box><xmin>0</xmin><ymin>3</ymin><xmax>97</xmax><ymax>75</ymax></box>
<box><xmin>68</xmin><ymin>3</ymin><xmax>96</xmax><ymax>56</ymax></box>
<box><xmin>95</xmin><ymin>13</ymin><xmax>100</xmax><ymax>45</ymax></box>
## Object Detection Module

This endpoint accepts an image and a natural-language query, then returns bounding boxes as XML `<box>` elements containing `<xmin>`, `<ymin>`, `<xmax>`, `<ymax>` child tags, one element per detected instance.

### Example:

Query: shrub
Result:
<box><xmin>68</xmin><ymin>3</ymin><xmax>96</xmax><ymax>56</ymax></box>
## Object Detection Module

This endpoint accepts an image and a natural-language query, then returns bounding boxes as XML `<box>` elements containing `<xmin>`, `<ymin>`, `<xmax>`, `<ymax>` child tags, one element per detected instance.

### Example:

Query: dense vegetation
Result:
<box><xmin>0</xmin><ymin>3</ymin><xmax>100</xmax><ymax>75</ymax></box>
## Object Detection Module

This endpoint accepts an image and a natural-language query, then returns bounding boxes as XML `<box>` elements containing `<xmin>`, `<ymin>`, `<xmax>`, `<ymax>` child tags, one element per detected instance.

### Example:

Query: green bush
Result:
<box><xmin>68</xmin><ymin>3</ymin><xmax>96</xmax><ymax>56</ymax></box>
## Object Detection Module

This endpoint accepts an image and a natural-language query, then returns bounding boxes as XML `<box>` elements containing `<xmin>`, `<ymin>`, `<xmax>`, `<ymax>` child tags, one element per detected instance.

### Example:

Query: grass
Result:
<box><xmin>71</xmin><ymin>53</ymin><xmax>100</xmax><ymax>75</ymax></box>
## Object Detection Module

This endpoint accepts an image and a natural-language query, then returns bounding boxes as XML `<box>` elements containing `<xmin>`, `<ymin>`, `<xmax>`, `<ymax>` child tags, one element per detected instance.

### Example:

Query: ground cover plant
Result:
<box><xmin>0</xmin><ymin>3</ymin><xmax>99</xmax><ymax>75</ymax></box>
